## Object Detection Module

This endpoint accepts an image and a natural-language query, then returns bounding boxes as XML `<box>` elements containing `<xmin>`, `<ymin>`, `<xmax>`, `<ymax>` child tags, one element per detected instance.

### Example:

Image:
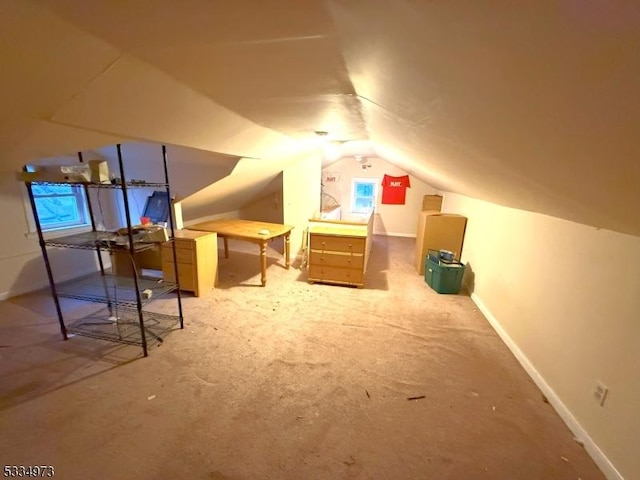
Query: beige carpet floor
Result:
<box><xmin>0</xmin><ymin>235</ymin><xmax>605</xmax><ymax>480</ymax></box>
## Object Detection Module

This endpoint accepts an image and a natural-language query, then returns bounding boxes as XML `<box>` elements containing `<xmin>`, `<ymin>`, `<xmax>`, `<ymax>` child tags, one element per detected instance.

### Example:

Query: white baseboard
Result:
<box><xmin>471</xmin><ymin>293</ymin><xmax>623</xmax><ymax>480</ymax></box>
<box><xmin>0</xmin><ymin>262</ymin><xmax>110</xmax><ymax>303</ymax></box>
<box><xmin>1</xmin><ymin>280</ymin><xmax>53</xmax><ymax>302</ymax></box>
<box><xmin>0</xmin><ymin>283</ymin><xmax>48</xmax><ymax>302</ymax></box>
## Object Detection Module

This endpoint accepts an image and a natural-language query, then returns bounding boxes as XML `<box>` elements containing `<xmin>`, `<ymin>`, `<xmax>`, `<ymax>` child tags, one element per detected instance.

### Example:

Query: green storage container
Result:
<box><xmin>425</xmin><ymin>255</ymin><xmax>465</xmax><ymax>294</ymax></box>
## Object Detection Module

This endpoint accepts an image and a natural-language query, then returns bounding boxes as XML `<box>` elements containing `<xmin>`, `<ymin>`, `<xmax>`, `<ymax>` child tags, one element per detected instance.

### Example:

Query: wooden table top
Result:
<box><xmin>189</xmin><ymin>219</ymin><xmax>294</xmax><ymax>241</ymax></box>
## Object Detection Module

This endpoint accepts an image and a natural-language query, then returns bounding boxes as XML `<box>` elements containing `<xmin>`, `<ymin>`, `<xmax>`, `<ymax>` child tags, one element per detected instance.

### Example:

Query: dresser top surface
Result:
<box><xmin>173</xmin><ymin>229</ymin><xmax>218</xmax><ymax>240</ymax></box>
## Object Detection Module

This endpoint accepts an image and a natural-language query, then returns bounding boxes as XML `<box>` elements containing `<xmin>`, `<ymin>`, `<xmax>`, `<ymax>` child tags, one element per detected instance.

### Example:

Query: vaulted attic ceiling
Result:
<box><xmin>1</xmin><ymin>0</ymin><xmax>639</xmax><ymax>235</ymax></box>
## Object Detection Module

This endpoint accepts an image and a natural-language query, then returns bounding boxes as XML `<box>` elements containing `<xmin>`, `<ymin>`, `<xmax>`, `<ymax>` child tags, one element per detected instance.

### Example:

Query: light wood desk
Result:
<box><xmin>189</xmin><ymin>219</ymin><xmax>294</xmax><ymax>286</ymax></box>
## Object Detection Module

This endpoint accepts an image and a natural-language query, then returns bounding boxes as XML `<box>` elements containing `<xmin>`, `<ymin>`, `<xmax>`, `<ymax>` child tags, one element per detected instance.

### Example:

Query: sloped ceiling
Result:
<box><xmin>93</xmin><ymin>142</ymin><xmax>240</xmax><ymax>201</ymax></box>
<box><xmin>1</xmin><ymin>0</ymin><xmax>639</xmax><ymax>235</ymax></box>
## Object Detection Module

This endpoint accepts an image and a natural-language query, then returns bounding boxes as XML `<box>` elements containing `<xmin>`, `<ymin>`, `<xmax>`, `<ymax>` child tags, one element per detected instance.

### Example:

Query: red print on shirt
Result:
<box><xmin>381</xmin><ymin>174</ymin><xmax>411</xmax><ymax>204</ymax></box>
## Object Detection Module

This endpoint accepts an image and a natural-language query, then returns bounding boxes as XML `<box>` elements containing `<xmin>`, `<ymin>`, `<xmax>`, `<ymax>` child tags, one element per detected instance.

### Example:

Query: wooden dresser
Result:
<box><xmin>161</xmin><ymin>230</ymin><xmax>218</xmax><ymax>296</ymax></box>
<box><xmin>307</xmin><ymin>226</ymin><xmax>368</xmax><ymax>288</ymax></box>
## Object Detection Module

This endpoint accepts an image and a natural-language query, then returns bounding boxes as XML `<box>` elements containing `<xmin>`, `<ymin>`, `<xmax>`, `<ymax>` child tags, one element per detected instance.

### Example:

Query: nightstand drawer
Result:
<box><xmin>309</xmin><ymin>251</ymin><xmax>364</xmax><ymax>269</ymax></box>
<box><xmin>174</xmin><ymin>238</ymin><xmax>196</xmax><ymax>250</ymax></box>
<box><xmin>162</xmin><ymin>262</ymin><xmax>195</xmax><ymax>290</ymax></box>
<box><xmin>161</xmin><ymin>244</ymin><xmax>194</xmax><ymax>264</ymax></box>
<box><xmin>160</xmin><ymin>230</ymin><xmax>218</xmax><ymax>296</ymax></box>
<box><xmin>308</xmin><ymin>265</ymin><xmax>363</xmax><ymax>285</ymax></box>
<box><xmin>309</xmin><ymin>234</ymin><xmax>365</xmax><ymax>253</ymax></box>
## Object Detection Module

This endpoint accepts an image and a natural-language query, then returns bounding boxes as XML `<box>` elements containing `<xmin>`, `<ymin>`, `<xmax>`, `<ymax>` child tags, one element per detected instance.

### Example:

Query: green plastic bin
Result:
<box><xmin>425</xmin><ymin>255</ymin><xmax>465</xmax><ymax>294</ymax></box>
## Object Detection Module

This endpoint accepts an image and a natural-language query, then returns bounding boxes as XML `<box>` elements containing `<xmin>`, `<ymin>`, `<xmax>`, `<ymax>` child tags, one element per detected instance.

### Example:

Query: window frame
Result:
<box><xmin>350</xmin><ymin>177</ymin><xmax>378</xmax><ymax>213</ymax></box>
<box><xmin>23</xmin><ymin>182</ymin><xmax>92</xmax><ymax>238</ymax></box>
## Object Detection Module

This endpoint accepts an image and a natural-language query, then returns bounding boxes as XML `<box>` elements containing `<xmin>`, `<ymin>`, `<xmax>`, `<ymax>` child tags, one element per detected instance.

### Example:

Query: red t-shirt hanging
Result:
<box><xmin>381</xmin><ymin>174</ymin><xmax>411</xmax><ymax>204</ymax></box>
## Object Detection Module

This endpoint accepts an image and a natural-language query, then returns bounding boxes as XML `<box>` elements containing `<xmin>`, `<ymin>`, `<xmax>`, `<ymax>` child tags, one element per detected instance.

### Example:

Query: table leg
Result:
<box><xmin>284</xmin><ymin>232</ymin><xmax>291</xmax><ymax>269</ymax></box>
<box><xmin>223</xmin><ymin>237</ymin><xmax>229</xmax><ymax>258</ymax></box>
<box><xmin>260</xmin><ymin>241</ymin><xmax>267</xmax><ymax>287</ymax></box>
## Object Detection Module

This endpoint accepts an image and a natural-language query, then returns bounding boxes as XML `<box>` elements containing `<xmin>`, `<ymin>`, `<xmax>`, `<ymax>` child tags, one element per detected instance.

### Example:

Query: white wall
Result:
<box><xmin>239</xmin><ymin>174</ymin><xmax>284</xmax><ymax>225</ymax></box>
<box><xmin>283</xmin><ymin>153</ymin><xmax>322</xmax><ymax>259</ymax></box>
<box><xmin>322</xmin><ymin>156</ymin><xmax>438</xmax><ymax>236</ymax></box>
<box><xmin>0</xmin><ymin>173</ymin><xmax>104</xmax><ymax>299</ymax></box>
<box><xmin>443</xmin><ymin>192</ymin><xmax>640</xmax><ymax>480</ymax></box>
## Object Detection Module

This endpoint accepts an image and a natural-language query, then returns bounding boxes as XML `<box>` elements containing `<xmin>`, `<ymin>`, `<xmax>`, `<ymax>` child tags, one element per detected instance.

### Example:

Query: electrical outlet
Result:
<box><xmin>593</xmin><ymin>382</ymin><xmax>609</xmax><ymax>406</ymax></box>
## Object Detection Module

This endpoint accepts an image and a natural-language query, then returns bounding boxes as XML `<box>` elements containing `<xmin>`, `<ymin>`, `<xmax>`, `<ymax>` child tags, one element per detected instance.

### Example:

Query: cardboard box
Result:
<box><xmin>415</xmin><ymin>211</ymin><xmax>467</xmax><ymax>274</ymax></box>
<box><xmin>89</xmin><ymin>159</ymin><xmax>110</xmax><ymax>183</ymax></box>
<box><xmin>422</xmin><ymin>194</ymin><xmax>443</xmax><ymax>212</ymax></box>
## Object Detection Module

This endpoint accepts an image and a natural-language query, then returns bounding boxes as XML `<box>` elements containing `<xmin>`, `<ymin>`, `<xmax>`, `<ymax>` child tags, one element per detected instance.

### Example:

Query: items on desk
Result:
<box><xmin>109</xmin><ymin>225</ymin><xmax>168</xmax><ymax>278</ymax></box>
<box><xmin>113</xmin><ymin>224</ymin><xmax>169</xmax><ymax>244</ymax></box>
<box><xmin>141</xmin><ymin>225</ymin><xmax>169</xmax><ymax>243</ymax></box>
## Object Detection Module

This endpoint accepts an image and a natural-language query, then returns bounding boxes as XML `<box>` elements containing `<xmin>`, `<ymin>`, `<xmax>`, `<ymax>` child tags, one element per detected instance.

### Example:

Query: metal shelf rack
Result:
<box><xmin>55</xmin><ymin>272</ymin><xmax>178</xmax><ymax>307</ymax></box>
<box><xmin>24</xmin><ymin>144</ymin><xmax>184</xmax><ymax>357</ymax></box>
<box><xmin>66</xmin><ymin>306</ymin><xmax>180</xmax><ymax>347</ymax></box>
<box><xmin>44</xmin><ymin>231</ymin><xmax>157</xmax><ymax>252</ymax></box>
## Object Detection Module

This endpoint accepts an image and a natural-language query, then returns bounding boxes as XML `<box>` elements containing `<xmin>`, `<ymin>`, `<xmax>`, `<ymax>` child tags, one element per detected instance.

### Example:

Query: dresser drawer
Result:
<box><xmin>162</xmin><ymin>262</ymin><xmax>195</xmax><ymax>290</ymax></box>
<box><xmin>309</xmin><ymin>234</ymin><xmax>365</xmax><ymax>253</ymax></box>
<box><xmin>308</xmin><ymin>265</ymin><xmax>363</xmax><ymax>285</ymax></box>
<box><xmin>309</xmin><ymin>251</ymin><xmax>364</xmax><ymax>269</ymax></box>
<box><xmin>175</xmin><ymin>238</ymin><xmax>196</xmax><ymax>250</ymax></box>
<box><xmin>160</xmin><ymin>230</ymin><xmax>218</xmax><ymax>296</ymax></box>
<box><xmin>161</xmin><ymin>244</ymin><xmax>194</xmax><ymax>264</ymax></box>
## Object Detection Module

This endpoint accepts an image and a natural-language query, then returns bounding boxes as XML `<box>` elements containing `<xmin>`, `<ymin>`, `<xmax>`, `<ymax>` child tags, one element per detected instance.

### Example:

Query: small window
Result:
<box><xmin>25</xmin><ymin>165</ymin><xmax>91</xmax><ymax>232</ymax></box>
<box><xmin>29</xmin><ymin>182</ymin><xmax>90</xmax><ymax>232</ymax></box>
<box><xmin>351</xmin><ymin>178</ymin><xmax>378</xmax><ymax>213</ymax></box>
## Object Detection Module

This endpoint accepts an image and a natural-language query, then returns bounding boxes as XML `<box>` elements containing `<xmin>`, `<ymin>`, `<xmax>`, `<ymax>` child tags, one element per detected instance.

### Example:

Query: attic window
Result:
<box><xmin>23</xmin><ymin>165</ymin><xmax>90</xmax><ymax>233</ymax></box>
<box><xmin>350</xmin><ymin>178</ymin><xmax>377</xmax><ymax>213</ymax></box>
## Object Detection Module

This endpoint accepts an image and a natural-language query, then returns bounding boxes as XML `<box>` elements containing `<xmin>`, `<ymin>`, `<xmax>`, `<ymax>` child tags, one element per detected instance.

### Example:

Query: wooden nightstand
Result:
<box><xmin>161</xmin><ymin>230</ymin><xmax>218</xmax><ymax>296</ymax></box>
